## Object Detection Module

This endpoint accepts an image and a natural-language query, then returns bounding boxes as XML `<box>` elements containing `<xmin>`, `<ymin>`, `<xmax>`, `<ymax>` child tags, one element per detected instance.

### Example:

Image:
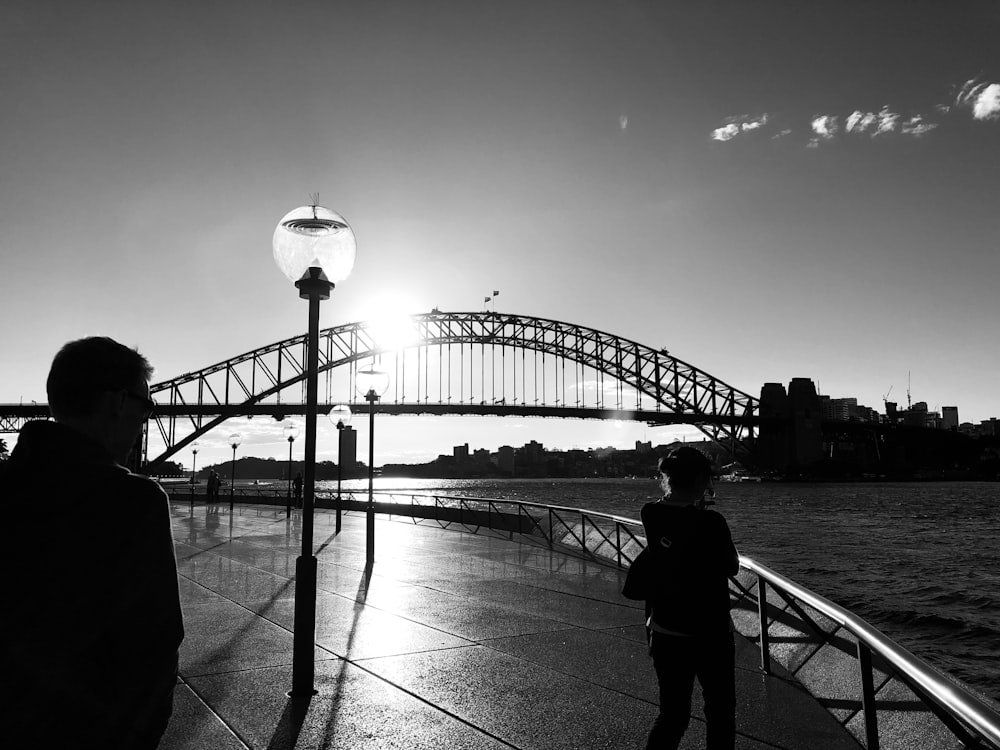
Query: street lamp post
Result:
<box><xmin>283</xmin><ymin>422</ymin><xmax>300</xmax><ymax>519</ymax></box>
<box><xmin>328</xmin><ymin>404</ymin><xmax>352</xmax><ymax>534</ymax></box>
<box><xmin>273</xmin><ymin>201</ymin><xmax>356</xmax><ymax>699</ymax></box>
<box><xmin>356</xmin><ymin>369</ymin><xmax>389</xmax><ymax>568</ymax></box>
<box><xmin>228</xmin><ymin>433</ymin><xmax>242</xmax><ymax>512</ymax></box>
<box><xmin>190</xmin><ymin>441</ymin><xmax>199</xmax><ymax>509</ymax></box>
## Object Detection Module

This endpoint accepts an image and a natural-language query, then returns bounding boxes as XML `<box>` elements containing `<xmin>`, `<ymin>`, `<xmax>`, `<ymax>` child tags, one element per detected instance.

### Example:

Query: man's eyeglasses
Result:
<box><xmin>125</xmin><ymin>391</ymin><xmax>157</xmax><ymax>418</ymax></box>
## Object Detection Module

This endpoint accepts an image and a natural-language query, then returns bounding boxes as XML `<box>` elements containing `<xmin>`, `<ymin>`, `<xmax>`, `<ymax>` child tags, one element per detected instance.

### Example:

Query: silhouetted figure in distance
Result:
<box><xmin>0</xmin><ymin>337</ymin><xmax>184</xmax><ymax>749</ymax></box>
<box><xmin>640</xmin><ymin>447</ymin><xmax>739</xmax><ymax>750</ymax></box>
<box><xmin>293</xmin><ymin>471</ymin><xmax>303</xmax><ymax>509</ymax></box>
<box><xmin>207</xmin><ymin>469</ymin><xmax>221</xmax><ymax>503</ymax></box>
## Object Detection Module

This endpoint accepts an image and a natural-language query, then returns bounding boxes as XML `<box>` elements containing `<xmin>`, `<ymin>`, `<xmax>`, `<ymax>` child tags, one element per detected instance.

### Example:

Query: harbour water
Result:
<box><xmin>323</xmin><ymin>476</ymin><xmax>1000</xmax><ymax>704</ymax></box>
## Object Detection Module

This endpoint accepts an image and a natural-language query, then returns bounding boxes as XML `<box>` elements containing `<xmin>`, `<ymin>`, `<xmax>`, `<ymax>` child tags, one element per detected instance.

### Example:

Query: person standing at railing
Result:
<box><xmin>0</xmin><ymin>337</ymin><xmax>184</xmax><ymax>749</ymax></box>
<box><xmin>293</xmin><ymin>471</ymin><xmax>303</xmax><ymax>509</ymax></box>
<box><xmin>207</xmin><ymin>469</ymin><xmax>221</xmax><ymax>504</ymax></box>
<box><xmin>638</xmin><ymin>446</ymin><xmax>740</xmax><ymax>750</ymax></box>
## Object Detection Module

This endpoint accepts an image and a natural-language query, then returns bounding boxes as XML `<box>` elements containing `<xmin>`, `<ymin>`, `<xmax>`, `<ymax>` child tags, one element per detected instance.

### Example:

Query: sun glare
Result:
<box><xmin>367</xmin><ymin>309</ymin><xmax>420</xmax><ymax>351</ymax></box>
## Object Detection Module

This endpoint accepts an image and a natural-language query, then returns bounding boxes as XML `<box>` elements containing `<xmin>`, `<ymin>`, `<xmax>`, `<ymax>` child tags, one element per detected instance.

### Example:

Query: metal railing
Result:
<box><xmin>323</xmin><ymin>490</ymin><xmax>1000</xmax><ymax>750</ymax></box>
<box><xmin>315</xmin><ymin>490</ymin><xmax>647</xmax><ymax>567</ymax></box>
<box><xmin>166</xmin><ymin>487</ymin><xmax>1000</xmax><ymax>749</ymax></box>
<box><xmin>738</xmin><ymin>557</ymin><xmax>1000</xmax><ymax>750</ymax></box>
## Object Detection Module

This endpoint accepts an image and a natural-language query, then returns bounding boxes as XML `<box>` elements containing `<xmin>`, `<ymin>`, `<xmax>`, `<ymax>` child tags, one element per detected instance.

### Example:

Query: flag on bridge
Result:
<box><xmin>484</xmin><ymin>296</ymin><xmax>491</xmax><ymax>304</ymax></box>
<box><xmin>493</xmin><ymin>290</ymin><xmax>499</xmax><ymax>297</ymax></box>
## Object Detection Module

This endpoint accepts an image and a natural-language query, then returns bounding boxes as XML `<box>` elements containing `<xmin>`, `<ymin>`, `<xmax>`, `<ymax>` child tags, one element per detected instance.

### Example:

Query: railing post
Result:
<box><xmin>616</xmin><ymin>523</ymin><xmax>622</xmax><ymax>568</ymax></box>
<box><xmin>757</xmin><ymin>576</ymin><xmax>770</xmax><ymax>674</ymax></box>
<box><xmin>857</xmin><ymin>642</ymin><xmax>880</xmax><ymax>750</ymax></box>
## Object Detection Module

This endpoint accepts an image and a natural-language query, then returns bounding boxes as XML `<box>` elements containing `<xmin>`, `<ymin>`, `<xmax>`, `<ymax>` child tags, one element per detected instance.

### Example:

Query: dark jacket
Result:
<box><xmin>0</xmin><ymin>421</ymin><xmax>184</xmax><ymax>749</ymax></box>
<box><xmin>640</xmin><ymin>500</ymin><xmax>739</xmax><ymax>636</ymax></box>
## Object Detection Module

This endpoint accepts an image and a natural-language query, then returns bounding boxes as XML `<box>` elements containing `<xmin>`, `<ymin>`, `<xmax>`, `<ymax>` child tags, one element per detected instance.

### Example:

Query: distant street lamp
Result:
<box><xmin>273</xmin><ymin>200</ymin><xmax>356</xmax><ymax>699</ymax></box>
<box><xmin>228</xmin><ymin>432</ymin><xmax>242</xmax><ymax>512</ymax></box>
<box><xmin>357</xmin><ymin>369</ymin><xmax>389</xmax><ymax>567</ymax></box>
<box><xmin>190</xmin><ymin>441</ymin><xmax>200</xmax><ymax>509</ymax></box>
<box><xmin>328</xmin><ymin>404</ymin><xmax>352</xmax><ymax>534</ymax></box>
<box><xmin>283</xmin><ymin>422</ymin><xmax>300</xmax><ymax>519</ymax></box>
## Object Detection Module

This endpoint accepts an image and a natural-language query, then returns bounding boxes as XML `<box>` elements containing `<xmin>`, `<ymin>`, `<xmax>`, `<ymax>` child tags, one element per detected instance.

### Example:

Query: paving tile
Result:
<box><xmin>180</xmin><ymin>598</ymin><xmax>325</xmax><ymax>677</ymax></box>
<box><xmin>159</xmin><ymin>683</ymin><xmax>249</xmax><ymax>750</ymax></box>
<box><xmin>734</xmin><ymin>669</ymin><xmax>862</xmax><ymax>750</ymax></box>
<box><xmin>351</xmin><ymin>580</ymin><xmax>570</xmax><ymax>640</ymax></box>
<box><xmin>186</xmin><ymin>660</ymin><xmax>509</xmax><ymax>750</ymax></box>
<box><xmin>243</xmin><ymin>591</ymin><xmax>474</xmax><ymax>659</ymax></box>
<box><xmin>483</xmin><ymin>627</ymin><xmax>659</xmax><ymax>702</ymax></box>
<box><xmin>177</xmin><ymin>555</ymin><xmax>296</xmax><ymax>604</ymax></box>
<box><xmin>793</xmin><ymin>628</ymin><xmax>891</xmax><ymax>722</ymax></box>
<box><xmin>444</xmin><ymin>577</ymin><xmax>641</xmax><ymax>629</ymax></box>
<box><xmin>844</xmin><ymin>677</ymin><xmax>964</xmax><ymax>750</ymax></box>
<box><xmin>178</xmin><ymin>575</ymin><xmax>225</xmax><ymax>605</ymax></box>
<box><xmin>359</xmin><ymin>645</ymin><xmax>654</xmax><ymax>750</ymax></box>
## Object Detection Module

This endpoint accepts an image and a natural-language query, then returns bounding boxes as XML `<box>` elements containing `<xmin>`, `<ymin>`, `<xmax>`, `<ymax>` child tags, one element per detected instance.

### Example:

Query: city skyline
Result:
<box><xmin>3</xmin><ymin>2</ymin><xmax>999</xmax><ymax>466</ymax></box>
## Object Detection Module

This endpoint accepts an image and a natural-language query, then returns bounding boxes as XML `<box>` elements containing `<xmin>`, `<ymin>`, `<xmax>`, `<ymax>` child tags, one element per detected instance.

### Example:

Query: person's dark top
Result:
<box><xmin>640</xmin><ymin>500</ymin><xmax>740</xmax><ymax>636</ymax></box>
<box><xmin>0</xmin><ymin>420</ymin><xmax>184</xmax><ymax>749</ymax></box>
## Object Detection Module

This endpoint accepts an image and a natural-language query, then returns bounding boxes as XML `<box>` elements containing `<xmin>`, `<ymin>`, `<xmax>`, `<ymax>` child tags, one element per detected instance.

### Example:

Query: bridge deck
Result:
<box><xmin>161</xmin><ymin>501</ymin><xmax>859</xmax><ymax>750</ymax></box>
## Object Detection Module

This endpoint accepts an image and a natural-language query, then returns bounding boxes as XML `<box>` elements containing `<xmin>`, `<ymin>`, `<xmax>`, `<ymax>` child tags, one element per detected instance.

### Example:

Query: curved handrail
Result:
<box><xmin>333</xmin><ymin>490</ymin><xmax>1000</xmax><ymax>747</ymax></box>
<box><xmin>167</xmin><ymin>486</ymin><xmax>1000</xmax><ymax>747</ymax></box>
<box><xmin>741</xmin><ymin>555</ymin><xmax>1000</xmax><ymax>748</ymax></box>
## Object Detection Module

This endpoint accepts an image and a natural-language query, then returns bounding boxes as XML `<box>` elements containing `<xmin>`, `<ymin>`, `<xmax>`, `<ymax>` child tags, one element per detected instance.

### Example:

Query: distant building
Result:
<box><xmin>942</xmin><ymin>406</ymin><xmax>959</xmax><ymax>431</ymax></box>
<box><xmin>758</xmin><ymin>382</ymin><xmax>790</xmax><ymax>470</ymax></box>
<box><xmin>756</xmin><ymin>379</ymin><xmax>826</xmax><ymax>471</ymax></box>
<box><xmin>635</xmin><ymin>440</ymin><xmax>652</xmax><ymax>453</ymax></box>
<box><xmin>820</xmin><ymin>395</ymin><xmax>878</xmax><ymax>423</ymax></box>
<box><xmin>522</xmin><ymin>440</ymin><xmax>545</xmax><ymax>467</ymax></box>
<box><xmin>788</xmin><ymin>378</ymin><xmax>825</xmax><ymax>467</ymax></box>
<box><xmin>454</xmin><ymin>443</ymin><xmax>469</xmax><ymax>462</ymax></box>
<box><xmin>496</xmin><ymin>445</ymin><xmax>515</xmax><ymax>473</ymax></box>
<box><xmin>339</xmin><ymin>426</ymin><xmax>357</xmax><ymax>468</ymax></box>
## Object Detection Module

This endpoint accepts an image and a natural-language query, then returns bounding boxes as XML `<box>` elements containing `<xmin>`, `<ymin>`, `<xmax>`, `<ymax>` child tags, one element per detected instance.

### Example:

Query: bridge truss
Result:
<box><xmin>140</xmin><ymin>311</ymin><xmax>759</xmax><ymax>468</ymax></box>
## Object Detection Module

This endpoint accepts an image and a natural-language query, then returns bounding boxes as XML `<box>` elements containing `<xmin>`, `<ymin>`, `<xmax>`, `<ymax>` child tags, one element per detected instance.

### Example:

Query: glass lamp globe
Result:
<box><xmin>283</xmin><ymin>422</ymin><xmax>300</xmax><ymax>441</ymax></box>
<box><xmin>229</xmin><ymin>433</ymin><xmax>242</xmax><ymax>449</ymax></box>
<box><xmin>328</xmin><ymin>404</ymin><xmax>353</xmax><ymax>427</ymax></box>
<box><xmin>273</xmin><ymin>204</ymin><xmax>356</xmax><ymax>283</ymax></box>
<box><xmin>356</xmin><ymin>369</ymin><xmax>390</xmax><ymax>398</ymax></box>
<box><xmin>191</xmin><ymin>441</ymin><xmax>199</xmax><ymax>453</ymax></box>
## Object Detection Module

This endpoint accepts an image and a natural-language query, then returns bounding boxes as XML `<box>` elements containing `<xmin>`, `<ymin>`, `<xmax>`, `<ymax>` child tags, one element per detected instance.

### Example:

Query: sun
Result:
<box><xmin>366</xmin><ymin>306</ymin><xmax>420</xmax><ymax>352</ymax></box>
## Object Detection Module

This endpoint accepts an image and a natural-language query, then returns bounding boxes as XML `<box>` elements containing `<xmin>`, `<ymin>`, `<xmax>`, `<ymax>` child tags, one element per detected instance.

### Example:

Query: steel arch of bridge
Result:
<box><xmin>145</xmin><ymin>311</ymin><xmax>759</xmax><ymax>469</ymax></box>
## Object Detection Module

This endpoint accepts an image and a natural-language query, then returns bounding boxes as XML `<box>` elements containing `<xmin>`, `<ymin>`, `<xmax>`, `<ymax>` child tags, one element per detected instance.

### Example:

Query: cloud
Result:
<box><xmin>711</xmin><ymin>113</ymin><xmax>770</xmax><ymax>142</ymax></box>
<box><xmin>713</xmin><ymin>78</ymin><xmax>999</xmax><ymax>147</ymax></box>
<box><xmin>875</xmin><ymin>108</ymin><xmax>900</xmax><ymax>136</ymax></box>
<box><xmin>811</xmin><ymin>115</ymin><xmax>839</xmax><ymax>139</ymax></box>
<box><xmin>900</xmin><ymin>115</ymin><xmax>938</xmax><ymax>137</ymax></box>
<box><xmin>711</xmin><ymin>123</ymin><xmax>740</xmax><ymax>142</ymax></box>
<box><xmin>956</xmin><ymin>79</ymin><xmax>1000</xmax><ymax>120</ymax></box>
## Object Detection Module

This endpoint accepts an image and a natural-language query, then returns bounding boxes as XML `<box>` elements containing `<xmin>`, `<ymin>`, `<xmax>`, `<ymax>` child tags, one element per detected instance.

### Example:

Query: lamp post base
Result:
<box><xmin>290</xmin><ymin>554</ymin><xmax>318</xmax><ymax>697</ymax></box>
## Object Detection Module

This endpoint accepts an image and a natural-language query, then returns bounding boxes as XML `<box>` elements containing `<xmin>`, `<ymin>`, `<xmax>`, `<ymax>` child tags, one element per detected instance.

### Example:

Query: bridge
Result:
<box><xmin>0</xmin><ymin>312</ymin><xmax>760</xmax><ymax>469</ymax></box>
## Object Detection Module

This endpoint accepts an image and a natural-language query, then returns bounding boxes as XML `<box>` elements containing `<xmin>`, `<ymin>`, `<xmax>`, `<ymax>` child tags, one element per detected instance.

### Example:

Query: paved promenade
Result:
<box><xmin>160</xmin><ymin>501</ymin><xmax>859</xmax><ymax>749</ymax></box>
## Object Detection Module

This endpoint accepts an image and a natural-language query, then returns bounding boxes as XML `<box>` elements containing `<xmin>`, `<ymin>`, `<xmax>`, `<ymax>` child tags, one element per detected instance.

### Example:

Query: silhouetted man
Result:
<box><xmin>0</xmin><ymin>337</ymin><xmax>184</xmax><ymax>749</ymax></box>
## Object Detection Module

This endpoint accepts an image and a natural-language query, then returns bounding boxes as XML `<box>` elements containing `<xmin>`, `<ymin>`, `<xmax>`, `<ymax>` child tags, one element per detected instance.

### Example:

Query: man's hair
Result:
<box><xmin>47</xmin><ymin>337</ymin><xmax>154</xmax><ymax>420</ymax></box>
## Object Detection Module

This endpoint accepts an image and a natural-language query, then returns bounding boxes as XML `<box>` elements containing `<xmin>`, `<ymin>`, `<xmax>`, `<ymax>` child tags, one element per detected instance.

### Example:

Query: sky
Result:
<box><xmin>2</xmin><ymin>0</ymin><xmax>999</xmax><ymax>468</ymax></box>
